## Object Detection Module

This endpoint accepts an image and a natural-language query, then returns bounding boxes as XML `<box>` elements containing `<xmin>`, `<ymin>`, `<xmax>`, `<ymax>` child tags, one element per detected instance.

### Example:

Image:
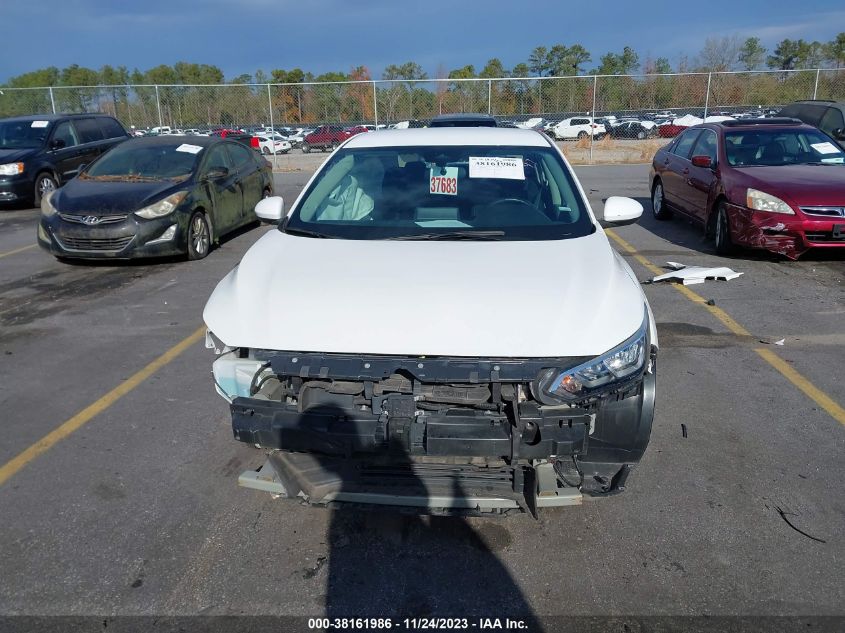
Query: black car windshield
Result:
<box><xmin>0</xmin><ymin>120</ymin><xmax>50</xmax><ymax>149</ymax></box>
<box><xmin>284</xmin><ymin>145</ymin><xmax>593</xmax><ymax>240</ymax></box>
<box><xmin>83</xmin><ymin>142</ymin><xmax>202</xmax><ymax>181</ymax></box>
<box><xmin>725</xmin><ymin>129</ymin><xmax>845</xmax><ymax>166</ymax></box>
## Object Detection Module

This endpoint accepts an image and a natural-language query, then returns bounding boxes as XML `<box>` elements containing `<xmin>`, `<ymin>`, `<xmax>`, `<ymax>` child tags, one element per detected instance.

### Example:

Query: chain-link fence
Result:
<box><xmin>2</xmin><ymin>69</ymin><xmax>843</xmax><ymax>163</ymax></box>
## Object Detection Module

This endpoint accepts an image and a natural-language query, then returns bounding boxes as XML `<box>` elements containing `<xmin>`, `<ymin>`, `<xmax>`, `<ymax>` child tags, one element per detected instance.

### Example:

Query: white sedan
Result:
<box><xmin>203</xmin><ymin>126</ymin><xmax>658</xmax><ymax>515</ymax></box>
<box><xmin>255</xmin><ymin>135</ymin><xmax>292</xmax><ymax>155</ymax></box>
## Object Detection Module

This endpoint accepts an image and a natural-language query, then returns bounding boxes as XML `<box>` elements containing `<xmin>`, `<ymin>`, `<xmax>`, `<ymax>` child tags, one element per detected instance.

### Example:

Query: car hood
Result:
<box><xmin>54</xmin><ymin>179</ymin><xmax>187</xmax><ymax>214</ymax></box>
<box><xmin>738</xmin><ymin>165</ymin><xmax>845</xmax><ymax>207</ymax></box>
<box><xmin>0</xmin><ymin>147</ymin><xmax>38</xmax><ymax>163</ymax></box>
<box><xmin>203</xmin><ymin>229</ymin><xmax>647</xmax><ymax>358</ymax></box>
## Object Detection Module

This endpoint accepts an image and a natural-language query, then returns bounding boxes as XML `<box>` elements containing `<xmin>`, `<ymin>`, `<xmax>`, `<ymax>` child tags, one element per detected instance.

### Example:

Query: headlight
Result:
<box><xmin>0</xmin><ymin>162</ymin><xmax>24</xmax><ymax>176</ymax></box>
<box><xmin>537</xmin><ymin>311</ymin><xmax>649</xmax><ymax>403</ymax></box>
<box><xmin>746</xmin><ymin>188</ymin><xmax>794</xmax><ymax>215</ymax></box>
<box><xmin>134</xmin><ymin>192</ymin><xmax>188</xmax><ymax>219</ymax></box>
<box><xmin>41</xmin><ymin>190</ymin><xmax>57</xmax><ymax>217</ymax></box>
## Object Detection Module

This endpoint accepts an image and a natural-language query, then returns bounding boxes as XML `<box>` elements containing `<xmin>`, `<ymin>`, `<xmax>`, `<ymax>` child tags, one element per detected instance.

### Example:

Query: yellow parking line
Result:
<box><xmin>0</xmin><ymin>326</ymin><xmax>206</xmax><ymax>487</ymax></box>
<box><xmin>605</xmin><ymin>229</ymin><xmax>845</xmax><ymax>427</ymax></box>
<box><xmin>0</xmin><ymin>244</ymin><xmax>36</xmax><ymax>259</ymax></box>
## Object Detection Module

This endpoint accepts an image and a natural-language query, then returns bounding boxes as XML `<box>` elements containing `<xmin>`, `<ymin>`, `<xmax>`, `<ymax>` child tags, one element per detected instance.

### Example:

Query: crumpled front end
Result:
<box><xmin>728</xmin><ymin>203</ymin><xmax>845</xmax><ymax>260</ymax></box>
<box><xmin>207</xmin><ymin>325</ymin><xmax>657</xmax><ymax>515</ymax></box>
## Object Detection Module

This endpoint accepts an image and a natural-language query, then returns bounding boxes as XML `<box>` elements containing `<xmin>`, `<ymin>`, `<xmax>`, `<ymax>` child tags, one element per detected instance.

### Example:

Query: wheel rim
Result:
<box><xmin>191</xmin><ymin>216</ymin><xmax>209</xmax><ymax>256</ymax></box>
<box><xmin>39</xmin><ymin>177</ymin><xmax>56</xmax><ymax>195</ymax></box>
<box><xmin>653</xmin><ymin>184</ymin><xmax>663</xmax><ymax>215</ymax></box>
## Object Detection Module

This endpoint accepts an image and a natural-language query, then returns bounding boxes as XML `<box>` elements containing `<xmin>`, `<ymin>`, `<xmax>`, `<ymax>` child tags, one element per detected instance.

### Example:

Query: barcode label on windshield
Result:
<box><xmin>469</xmin><ymin>156</ymin><xmax>524</xmax><ymax>180</ymax></box>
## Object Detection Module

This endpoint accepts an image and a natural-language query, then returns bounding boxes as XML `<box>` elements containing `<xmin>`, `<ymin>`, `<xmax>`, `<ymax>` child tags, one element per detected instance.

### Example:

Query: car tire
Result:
<box><xmin>302</xmin><ymin>143</ymin><xmax>311</xmax><ymax>153</ymax></box>
<box><xmin>577</xmin><ymin>131</ymin><xmax>588</xmax><ymax>140</ymax></box>
<box><xmin>262</xmin><ymin>147</ymin><xmax>271</xmax><ymax>155</ymax></box>
<box><xmin>33</xmin><ymin>172</ymin><xmax>58</xmax><ymax>207</ymax></box>
<box><xmin>187</xmin><ymin>211</ymin><xmax>211</xmax><ymax>260</ymax></box>
<box><xmin>651</xmin><ymin>180</ymin><xmax>673</xmax><ymax>220</ymax></box>
<box><xmin>714</xmin><ymin>202</ymin><xmax>736</xmax><ymax>255</ymax></box>
<box><xmin>637</xmin><ymin>131</ymin><xmax>646</xmax><ymax>140</ymax></box>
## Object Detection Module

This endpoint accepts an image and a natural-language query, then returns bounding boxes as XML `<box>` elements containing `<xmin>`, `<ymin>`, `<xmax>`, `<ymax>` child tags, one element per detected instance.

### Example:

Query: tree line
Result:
<box><xmin>0</xmin><ymin>35</ymin><xmax>842</xmax><ymax>127</ymax></box>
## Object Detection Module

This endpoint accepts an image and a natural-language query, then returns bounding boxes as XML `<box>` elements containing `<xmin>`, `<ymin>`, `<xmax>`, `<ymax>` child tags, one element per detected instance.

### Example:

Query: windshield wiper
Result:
<box><xmin>387</xmin><ymin>230</ymin><xmax>506</xmax><ymax>241</ymax></box>
<box><xmin>283</xmin><ymin>226</ymin><xmax>332</xmax><ymax>238</ymax></box>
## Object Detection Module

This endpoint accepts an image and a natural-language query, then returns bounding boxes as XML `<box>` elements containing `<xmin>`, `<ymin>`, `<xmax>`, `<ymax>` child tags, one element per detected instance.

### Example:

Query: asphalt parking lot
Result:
<box><xmin>0</xmin><ymin>163</ymin><xmax>843</xmax><ymax>619</ymax></box>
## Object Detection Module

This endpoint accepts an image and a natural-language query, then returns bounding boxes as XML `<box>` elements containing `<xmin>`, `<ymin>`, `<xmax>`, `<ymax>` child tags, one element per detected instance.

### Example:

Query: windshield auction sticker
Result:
<box><xmin>810</xmin><ymin>142</ymin><xmax>839</xmax><ymax>155</ymax></box>
<box><xmin>30</xmin><ymin>120</ymin><xmax>50</xmax><ymax>128</ymax></box>
<box><xmin>469</xmin><ymin>156</ymin><xmax>524</xmax><ymax>180</ymax></box>
<box><xmin>175</xmin><ymin>144</ymin><xmax>204</xmax><ymax>154</ymax></box>
<box><xmin>430</xmin><ymin>165</ymin><xmax>459</xmax><ymax>195</ymax></box>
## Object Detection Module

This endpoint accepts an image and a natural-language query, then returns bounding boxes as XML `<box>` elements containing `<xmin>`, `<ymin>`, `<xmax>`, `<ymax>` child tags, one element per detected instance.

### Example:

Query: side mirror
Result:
<box><xmin>206</xmin><ymin>166</ymin><xmax>229</xmax><ymax>179</ymax></box>
<box><xmin>691</xmin><ymin>155</ymin><xmax>713</xmax><ymax>168</ymax></box>
<box><xmin>833</xmin><ymin>128</ymin><xmax>845</xmax><ymax>140</ymax></box>
<box><xmin>255</xmin><ymin>196</ymin><xmax>284</xmax><ymax>224</ymax></box>
<box><xmin>50</xmin><ymin>139</ymin><xmax>66</xmax><ymax>150</ymax></box>
<box><xmin>601</xmin><ymin>196</ymin><xmax>643</xmax><ymax>227</ymax></box>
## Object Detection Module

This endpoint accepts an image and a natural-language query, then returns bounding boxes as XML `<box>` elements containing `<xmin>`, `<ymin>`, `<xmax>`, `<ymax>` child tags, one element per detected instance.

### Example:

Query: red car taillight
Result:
<box><xmin>250</xmin><ymin>137</ymin><xmax>259</xmax><ymax>148</ymax></box>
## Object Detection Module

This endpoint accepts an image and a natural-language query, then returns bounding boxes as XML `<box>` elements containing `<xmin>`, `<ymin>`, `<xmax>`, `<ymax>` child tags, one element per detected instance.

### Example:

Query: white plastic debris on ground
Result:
<box><xmin>651</xmin><ymin>262</ymin><xmax>744</xmax><ymax>285</ymax></box>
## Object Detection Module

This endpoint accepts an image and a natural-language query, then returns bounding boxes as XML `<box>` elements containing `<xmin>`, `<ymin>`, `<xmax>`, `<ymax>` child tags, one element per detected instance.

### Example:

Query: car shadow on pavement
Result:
<box><xmin>285</xmin><ymin>405</ymin><xmax>542</xmax><ymax>627</ymax></box>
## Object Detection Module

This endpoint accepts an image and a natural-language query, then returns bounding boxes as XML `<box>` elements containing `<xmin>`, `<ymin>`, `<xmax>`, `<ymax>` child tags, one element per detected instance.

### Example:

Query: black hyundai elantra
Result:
<box><xmin>37</xmin><ymin>136</ymin><xmax>273</xmax><ymax>260</ymax></box>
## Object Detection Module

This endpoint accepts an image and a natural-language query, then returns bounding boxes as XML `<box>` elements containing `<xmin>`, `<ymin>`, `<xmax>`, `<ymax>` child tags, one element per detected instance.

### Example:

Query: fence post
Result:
<box><xmin>703</xmin><ymin>72</ymin><xmax>712</xmax><ymax>120</ymax></box>
<box><xmin>267</xmin><ymin>83</ymin><xmax>276</xmax><ymax>168</ymax></box>
<box><xmin>48</xmin><ymin>87</ymin><xmax>56</xmax><ymax>114</ymax></box>
<box><xmin>488</xmin><ymin>80</ymin><xmax>492</xmax><ymax>115</ymax></box>
<box><xmin>590</xmin><ymin>75</ymin><xmax>598</xmax><ymax>165</ymax></box>
<box><xmin>372</xmin><ymin>81</ymin><xmax>378</xmax><ymax>127</ymax></box>
<box><xmin>813</xmin><ymin>68</ymin><xmax>820</xmax><ymax>99</ymax></box>
<box><xmin>154</xmin><ymin>85</ymin><xmax>163</xmax><ymax>129</ymax></box>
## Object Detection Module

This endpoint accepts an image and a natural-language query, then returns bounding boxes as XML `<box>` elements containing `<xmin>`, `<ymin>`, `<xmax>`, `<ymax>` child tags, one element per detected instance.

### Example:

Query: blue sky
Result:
<box><xmin>2</xmin><ymin>0</ymin><xmax>844</xmax><ymax>82</ymax></box>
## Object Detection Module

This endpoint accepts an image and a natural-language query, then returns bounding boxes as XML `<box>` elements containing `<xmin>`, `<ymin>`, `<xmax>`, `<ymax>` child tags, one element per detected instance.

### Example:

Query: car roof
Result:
<box><xmin>699</xmin><ymin>118</ymin><xmax>816</xmax><ymax>132</ymax></box>
<box><xmin>123</xmin><ymin>135</ymin><xmax>222</xmax><ymax>147</ymax></box>
<box><xmin>429</xmin><ymin>113</ymin><xmax>498</xmax><ymax>127</ymax></box>
<box><xmin>344</xmin><ymin>127</ymin><xmax>551</xmax><ymax>148</ymax></box>
<box><xmin>0</xmin><ymin>113</ymin><xmax>115</xmax><ymax>123</ymax></box>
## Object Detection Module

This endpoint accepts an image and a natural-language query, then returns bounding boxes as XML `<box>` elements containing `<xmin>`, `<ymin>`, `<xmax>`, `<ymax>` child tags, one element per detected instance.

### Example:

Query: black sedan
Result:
<box><xmin>608</xmin><ymin>121</ymin><xmax>659</xmax><ymax>140</ymax></box>
<box><xmin>37</xmin><ymin>136</ymin><xmax>273</xmax><ymax>260</ymax></box>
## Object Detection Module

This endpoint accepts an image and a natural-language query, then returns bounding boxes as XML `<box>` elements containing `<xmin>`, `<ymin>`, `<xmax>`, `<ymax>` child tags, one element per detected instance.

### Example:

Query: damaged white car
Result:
<box><xmin>203</xmin><ymin>126</ymin><xmax>657</xmax><ymax>516</ymax></box>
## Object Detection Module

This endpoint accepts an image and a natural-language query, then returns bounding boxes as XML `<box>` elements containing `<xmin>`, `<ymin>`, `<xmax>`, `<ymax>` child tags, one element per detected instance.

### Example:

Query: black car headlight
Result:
<box><xmin>537</xmin><ymin>309</ymin><xmax>649</xmax><ymax>403</ymax></box>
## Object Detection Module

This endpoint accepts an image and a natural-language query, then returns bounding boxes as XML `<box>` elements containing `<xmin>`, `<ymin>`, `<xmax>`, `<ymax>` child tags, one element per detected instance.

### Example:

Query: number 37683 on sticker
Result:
<box><xmin>429</xmin><ymin>166</ymin><xmax>458</xmax><ymax>196</ymax></box>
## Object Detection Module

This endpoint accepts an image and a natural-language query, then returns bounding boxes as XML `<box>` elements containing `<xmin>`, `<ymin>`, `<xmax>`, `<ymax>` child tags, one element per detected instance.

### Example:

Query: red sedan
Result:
<box><xmin>649</xmin><ymin>118</ymin><xmax>845</xmax><ymax>259</ymax></box>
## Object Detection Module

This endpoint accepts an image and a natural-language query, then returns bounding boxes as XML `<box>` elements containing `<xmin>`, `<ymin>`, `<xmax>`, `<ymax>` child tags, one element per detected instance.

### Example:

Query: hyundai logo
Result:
<box><xmin>82</xmin><ymin>216</ymin><xmax>102</xmax><ymax>225</ymax></box>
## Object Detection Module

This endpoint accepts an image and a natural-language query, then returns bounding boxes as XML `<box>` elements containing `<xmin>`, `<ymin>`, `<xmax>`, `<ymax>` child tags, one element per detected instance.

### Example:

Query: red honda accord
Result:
<box><xmin>649</xmin><ymin>118</ymin><xmax>845</xmax><ymax>259</ymax></box>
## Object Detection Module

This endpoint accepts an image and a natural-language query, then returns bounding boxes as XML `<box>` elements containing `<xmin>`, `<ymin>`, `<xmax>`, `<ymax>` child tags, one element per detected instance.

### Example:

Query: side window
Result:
<box><xmin>51</xmin><ymin>121</ymin><xmax>79</xmax><ymax>148</ymax></box>
<box><xmin>74</xmin><ymin>118</ymin><xmax>105</xmax><ymax>143</ymax></box>
<box><xmin>98</xmin><ymin>117</ymin><xmax>127</xmax><ymax>139</ymax></box>
<box><xmin>203</xmin><ymin>145</ymin><xmax>231</xmax><ymax>175</ymax></box>
<box><xmin>819</xmin><ymin>107</ymin><xmax>844</xmax><ymax>135</ymax></box>
<box><xmin>691</xmin><ymin>130</ymin><xmax>718</xmax><ymax>164</ymax></box>
<box><xmin>225</xmin><ymin>143</ymin><xmax>254</xmax><ymax>169</ymax></box>
<box><xmin>671</xmin><ymin>130</ymin><xmax>702</xmax><ymax>159</ymax></box>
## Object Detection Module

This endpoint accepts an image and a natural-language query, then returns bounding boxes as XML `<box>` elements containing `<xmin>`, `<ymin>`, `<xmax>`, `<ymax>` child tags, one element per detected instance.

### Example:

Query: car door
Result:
<box><xmin>201</xmin><ymin>144</ymin><xmax>242</xmax><ymax>234</ymax></box>
<box><xmin>685</xmin><ymin>128</ymin><xmax>719</xmax><ymax>222</ymax></box>
<box><xmin>225</xmin><ymin>142</ymin><xmax>263</xmax><ymax>222</ymax></box>
<box><xmin>47</xmin><ymin>120</ymin><xmax>84</xmax><ymax>182</ymax></box>
<box><xmin>660</xmin><ymin>128</ymin><xmax>702</xmax><ymax>215</ymax></box>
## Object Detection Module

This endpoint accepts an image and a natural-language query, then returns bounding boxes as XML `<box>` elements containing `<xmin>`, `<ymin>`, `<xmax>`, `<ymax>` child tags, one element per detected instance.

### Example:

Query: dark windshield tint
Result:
<box><xmin>285</xmin><ymin>145</ymin><xmax>593</xmax><ymax>241</ymax></box>
<box><xmin>84</xmin><ymin>142</ymin><xmax>202</xmax><ymax>180</ymax></box>
<box><xmin>0</xmin><ymin>120</ymin><xmax>50</xmax><ymax>149</ymax></box>
<box><xmin>725</xmin><ymin>129</ymin><xmax>845</xmax><ymax>166</ymax></box>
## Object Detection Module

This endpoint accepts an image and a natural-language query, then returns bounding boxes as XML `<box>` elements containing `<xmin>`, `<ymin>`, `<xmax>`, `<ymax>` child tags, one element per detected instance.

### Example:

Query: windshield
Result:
<box><xmin>0</xmin><ymin>120</ymin><xmax>50</xmax><ymax>149</ymax></box>
<box><xmin>83</xmin><ymin>142</ymin><xmax>202</xmax><ymax>181</ymax></box>
<box><xmin>725</xmin><ymin>129</ymin><xmax>845</xmax><ymax>166</ymax></box>
<box><xmin>285</xmin><ymin>145</ymin><xmax>593</xmax><ymax>240</ymax></box>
